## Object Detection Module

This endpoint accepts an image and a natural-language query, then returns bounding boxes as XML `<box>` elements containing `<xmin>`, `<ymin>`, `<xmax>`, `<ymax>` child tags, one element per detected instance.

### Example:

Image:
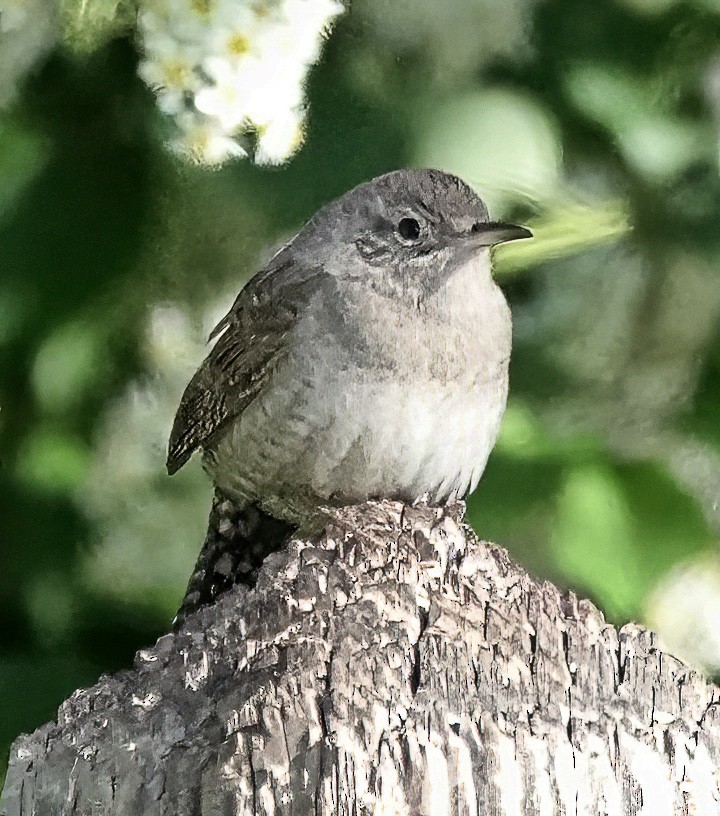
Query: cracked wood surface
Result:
<box><xmin>2</xmin><ymin>500</ymin><xmax>720</xmax><ymax>815</ymax></box>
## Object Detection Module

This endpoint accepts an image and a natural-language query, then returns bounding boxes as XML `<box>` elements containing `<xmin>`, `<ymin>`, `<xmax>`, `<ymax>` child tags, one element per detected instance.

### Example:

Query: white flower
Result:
<box><xmin>280</xmin><ymin>0</ymin><xmax>344</xmax><ymax>63</ymax></box>
<box><xmin>138</xmin><ymin>35</ymin><xmax>203</xmax><ymax>115</ymax></box>
<box><xmin>136</xmin><ymin>0</ymin><xmax>345</xmax><ymax>165</ymax></box>
<box><xmin>194</xmin><ymin>57</ymin><xmax>250</xmax><ymax>131</ymax></box>
<box><xmin>140</xmin><ymin>0</ymin><xmax>212</xmax><ymax>44</ymax></box>
<box><xmin>255</xmin><ymin>109</ymin><xmax>305</xmax><ymax>165</ymax></box>
<box><xmin>173</xmin><ymin>111</ymin><xmax>247</xmax><ymax>164</ymax></box>
<box><xmin>207</xmin><ymin>2</ymin><xmax>262</xmax><ymax>53</ymax></box>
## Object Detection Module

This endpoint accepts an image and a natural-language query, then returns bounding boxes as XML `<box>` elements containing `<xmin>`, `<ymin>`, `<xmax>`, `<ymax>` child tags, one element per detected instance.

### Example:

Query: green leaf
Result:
<box><xmin>60</xmin><ymin>0</ymin><xmax>136</xmax><ymax>54</ymax></box>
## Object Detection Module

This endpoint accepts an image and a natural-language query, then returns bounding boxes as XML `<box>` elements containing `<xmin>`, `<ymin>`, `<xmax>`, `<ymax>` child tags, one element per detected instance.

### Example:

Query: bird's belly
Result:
<box><xmin>211</xmin><ymin>365</ymin><xmax>508</xmax><ymax>524</ymax></box>
<box><xmin>309</xmin><ymin>373</ymin><xmax>507</xmax><ymax>502</ymax></box>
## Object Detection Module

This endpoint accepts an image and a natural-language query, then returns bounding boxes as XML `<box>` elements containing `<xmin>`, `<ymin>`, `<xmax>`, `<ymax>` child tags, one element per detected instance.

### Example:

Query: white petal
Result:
<box><xmin>255</xmin><ymin>111</ymin><xmax>305</xmax><ymax>165</ymax></box>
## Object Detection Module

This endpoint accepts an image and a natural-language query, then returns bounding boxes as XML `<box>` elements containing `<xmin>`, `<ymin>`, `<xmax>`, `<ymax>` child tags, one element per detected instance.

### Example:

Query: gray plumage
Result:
<box><xmin>168</xmin><ymin>169</ymin><xmax>530</xmax><ymax>621</ymax></box>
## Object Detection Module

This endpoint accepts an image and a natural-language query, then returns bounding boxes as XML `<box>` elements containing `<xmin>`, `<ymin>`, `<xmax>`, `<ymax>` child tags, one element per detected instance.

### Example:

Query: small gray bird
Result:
<box><xmin>168</xmin><ymin>169</ymin><xmax>531</xmax><ymax>624</ymax></box>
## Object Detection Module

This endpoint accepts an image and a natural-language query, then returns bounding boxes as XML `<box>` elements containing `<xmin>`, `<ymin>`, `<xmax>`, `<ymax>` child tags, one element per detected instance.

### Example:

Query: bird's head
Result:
<box><xmin>292</xmin><ymin>168</ymin><xmax>531</xmax><ymax>303</ymax></box>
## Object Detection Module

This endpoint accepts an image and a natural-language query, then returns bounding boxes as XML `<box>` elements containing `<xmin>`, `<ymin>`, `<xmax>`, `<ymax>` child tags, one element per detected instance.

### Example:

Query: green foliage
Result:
<box><xmin>16</xmin><ymin>429</ymin><xmax>90</xmax><ymax>494</ymax></box>
<box><xmin>61</xmin><ymin>0</ymin><xmax>136</xmax><ymax>55</ymax></box>
<box><xmin>0</xmin><ymin>117</ymin><xmax>48</xmax><ymax>220</ymax></box>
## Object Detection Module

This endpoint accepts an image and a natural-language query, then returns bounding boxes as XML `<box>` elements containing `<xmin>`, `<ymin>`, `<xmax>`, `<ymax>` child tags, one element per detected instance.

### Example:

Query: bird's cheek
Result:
<box><xmin>413</xmin><ymin>254</ymin><xmax>455</xmax><ymax>301</ymax></box>
<box><xmin>354</xmin><ymin>235</ymin><xmax>391</xmax><ymax>265</ymax></box>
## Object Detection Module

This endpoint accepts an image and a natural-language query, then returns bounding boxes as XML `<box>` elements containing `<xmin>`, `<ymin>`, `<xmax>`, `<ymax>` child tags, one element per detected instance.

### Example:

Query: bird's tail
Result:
<box><xmin>173</xmin><ymin>489</ymin><xmax>294</xmax><ymax>629</ymax></box>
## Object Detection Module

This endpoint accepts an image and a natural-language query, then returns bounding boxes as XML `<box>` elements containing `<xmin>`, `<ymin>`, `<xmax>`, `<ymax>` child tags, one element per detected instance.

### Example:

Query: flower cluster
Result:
<box><xmin>137</xmin><ymin>0</ymin><xmax>344</xmax><ymax>165</ymax></box>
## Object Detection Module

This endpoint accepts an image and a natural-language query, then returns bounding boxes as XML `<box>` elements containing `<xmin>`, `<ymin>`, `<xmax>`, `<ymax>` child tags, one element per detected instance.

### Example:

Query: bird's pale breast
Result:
<box><xmin>209</xmin><ymin>254</ymin><xmax>511</xmax><ymax>525</ymax></box>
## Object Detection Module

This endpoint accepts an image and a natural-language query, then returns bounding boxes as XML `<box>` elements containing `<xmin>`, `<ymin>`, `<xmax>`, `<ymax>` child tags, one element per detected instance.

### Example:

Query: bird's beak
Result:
<box><xmin>464</xmin><ymin>222</ymin><xmax>533</xmax><ymax>247</ymax></box>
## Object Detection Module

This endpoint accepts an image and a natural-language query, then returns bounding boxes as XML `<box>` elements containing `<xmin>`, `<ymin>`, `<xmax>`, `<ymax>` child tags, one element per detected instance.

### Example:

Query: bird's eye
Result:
<box><xmin>397</xmin><ymin>217</ymin><xmax>421</xmax><ymax>241</ymax></box>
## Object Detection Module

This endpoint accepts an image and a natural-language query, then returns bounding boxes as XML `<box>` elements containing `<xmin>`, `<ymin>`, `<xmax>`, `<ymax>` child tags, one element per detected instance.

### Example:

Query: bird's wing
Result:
<box><xmin>166</xmin><ymin>255</ymin><xmax>325</xmax><ymax>475</ymax></box>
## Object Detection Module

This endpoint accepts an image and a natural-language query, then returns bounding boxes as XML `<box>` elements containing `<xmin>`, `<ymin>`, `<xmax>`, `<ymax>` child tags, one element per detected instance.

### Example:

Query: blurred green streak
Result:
<box><xmin>494</xmin><ymin>201</ymin><xmax>631</xmax><ymax>276</ymax></box>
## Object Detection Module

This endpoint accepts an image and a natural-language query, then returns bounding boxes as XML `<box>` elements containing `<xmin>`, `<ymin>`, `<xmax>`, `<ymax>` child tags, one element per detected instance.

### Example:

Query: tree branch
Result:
<box><xmin>2</xmin><ymin>500</ymin><xmax>720</xmax><ymax>815</ymax></box>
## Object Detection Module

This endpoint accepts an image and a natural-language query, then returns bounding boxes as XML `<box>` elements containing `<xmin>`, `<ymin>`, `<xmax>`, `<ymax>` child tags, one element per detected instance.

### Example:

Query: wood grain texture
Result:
<box><xmin>3</xmin><ymin>500</ymin><xmax>720</xmax><ymax>815</ymax></box>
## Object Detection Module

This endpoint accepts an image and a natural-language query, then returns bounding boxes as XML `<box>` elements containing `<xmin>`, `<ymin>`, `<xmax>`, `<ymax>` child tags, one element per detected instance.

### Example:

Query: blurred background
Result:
<box><xmin>3</xmin><ymin>0</ymin><xmax>720</xmax><ymax>782</ymax></box>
